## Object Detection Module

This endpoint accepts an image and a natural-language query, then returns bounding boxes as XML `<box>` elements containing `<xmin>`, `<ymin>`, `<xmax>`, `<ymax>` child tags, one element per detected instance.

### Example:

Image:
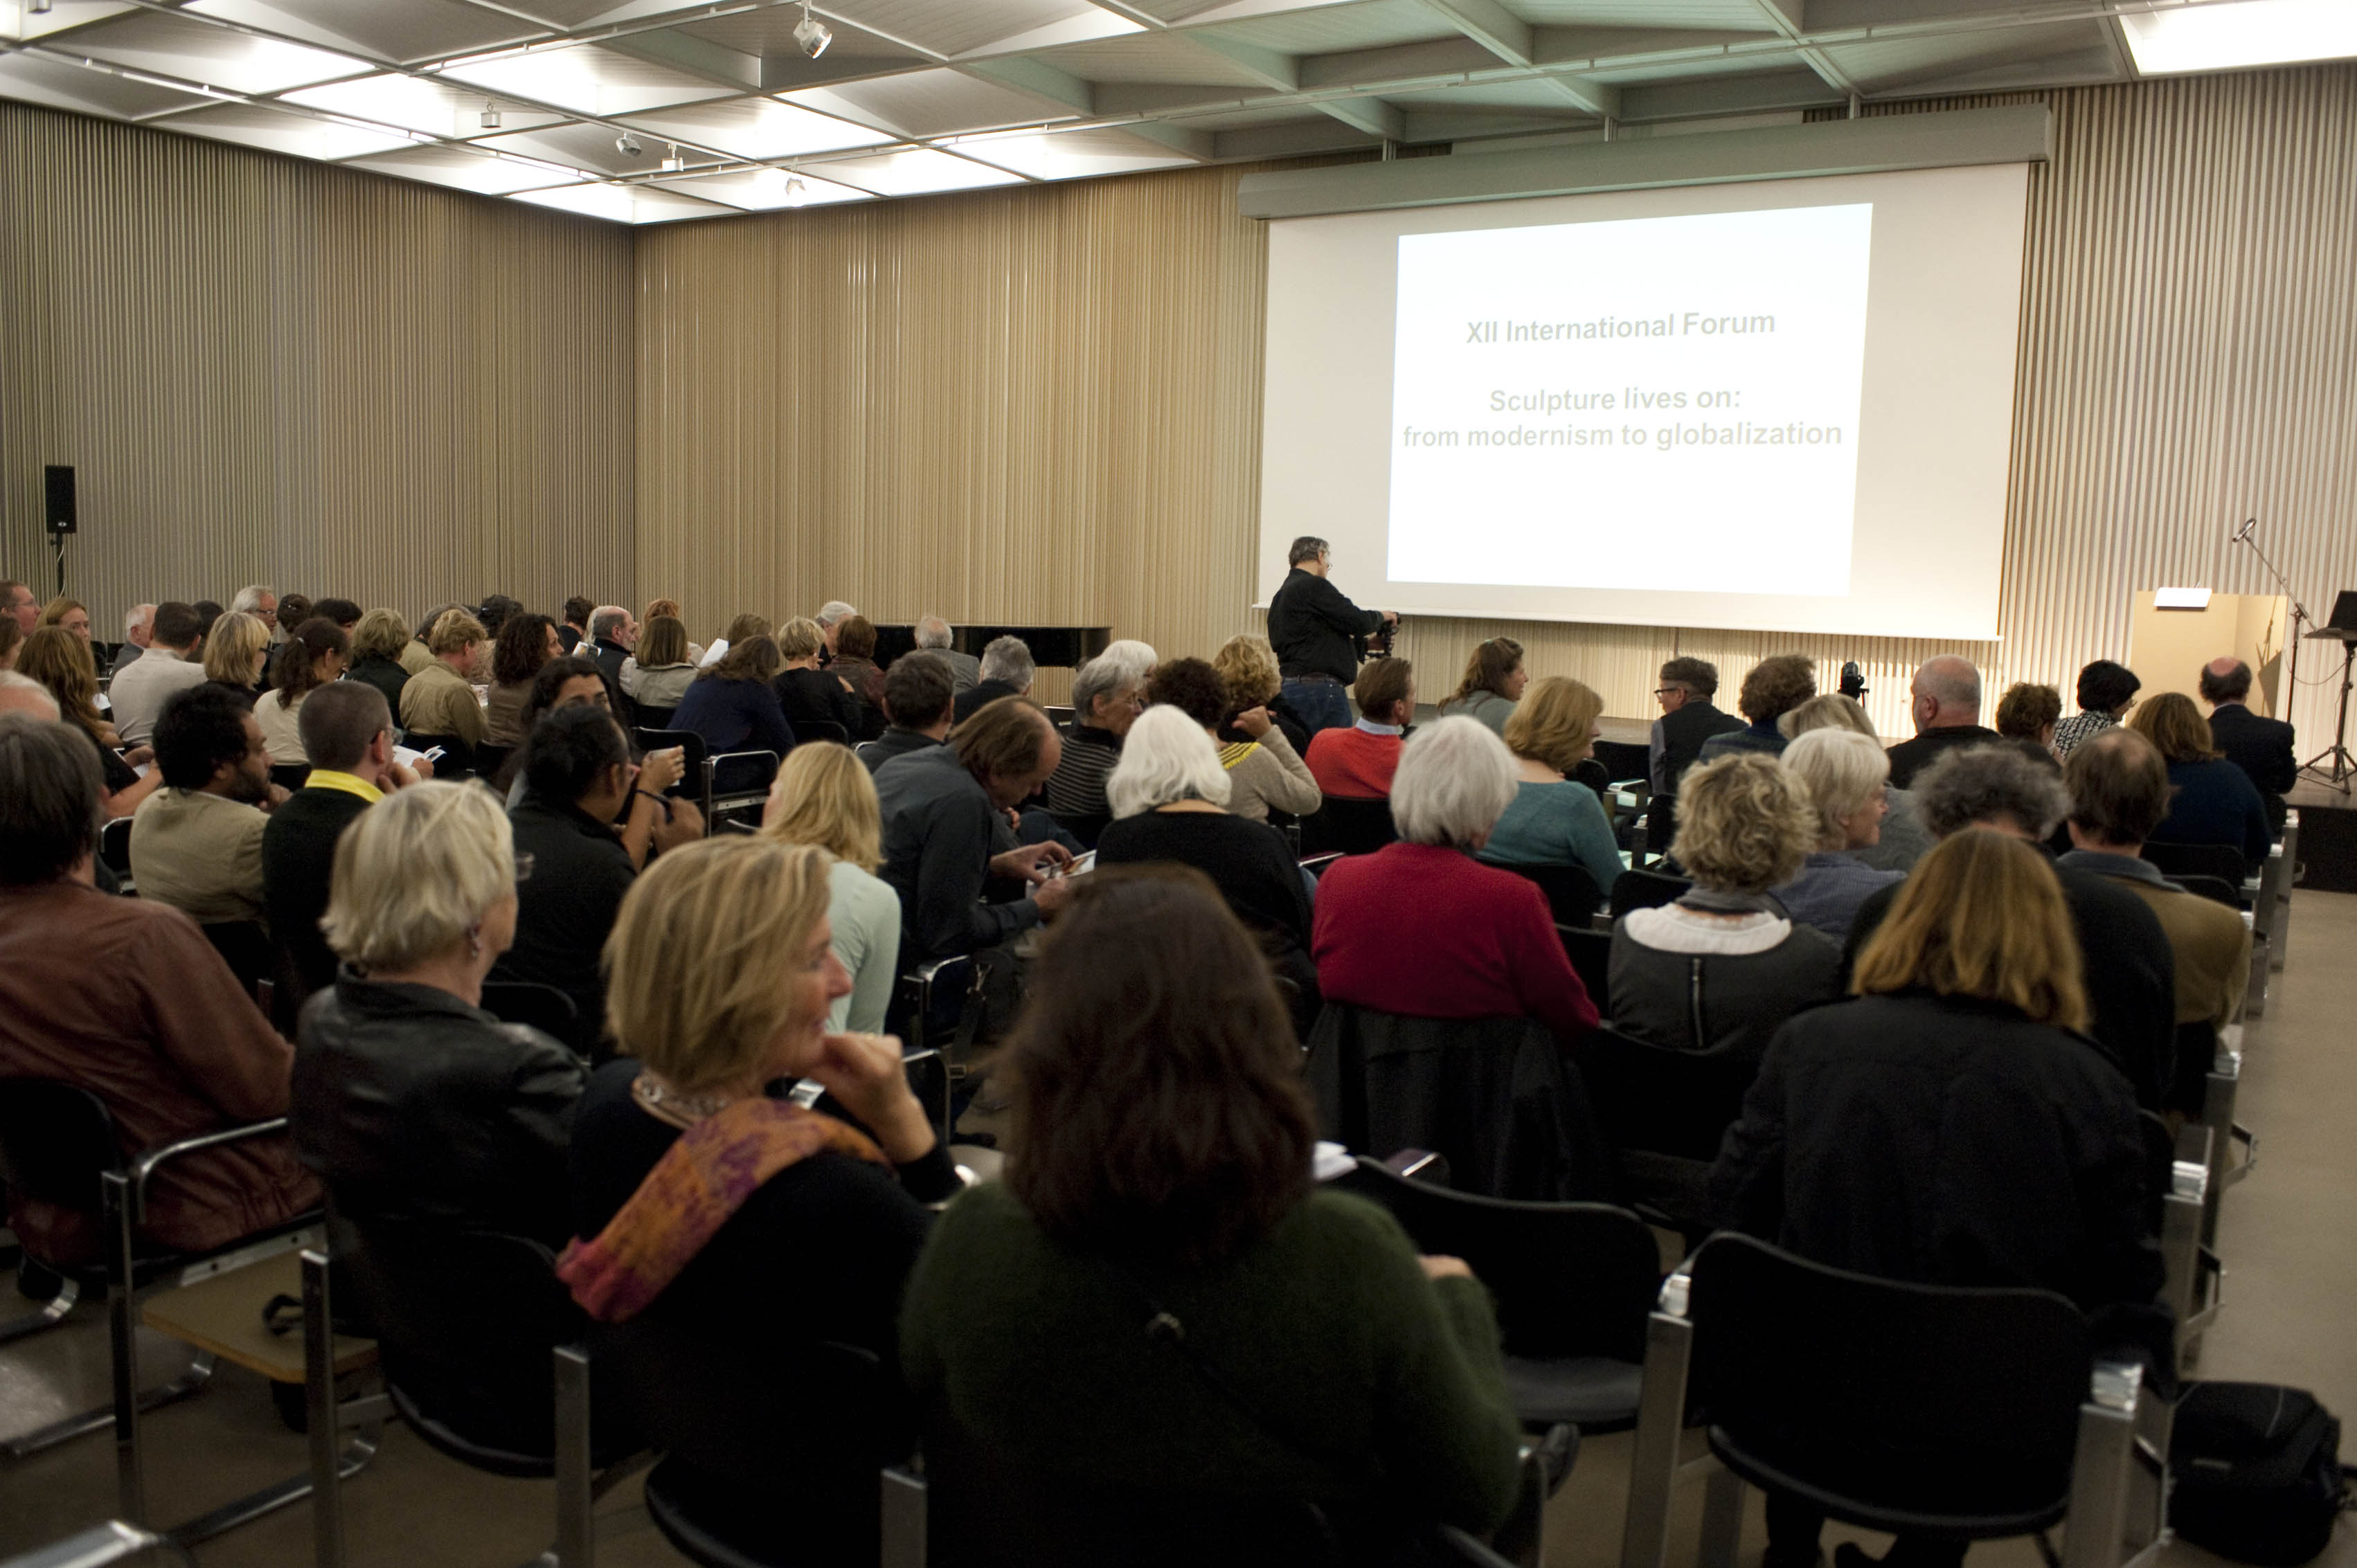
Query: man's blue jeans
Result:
<box><xmin>1282</xmin><ymin>676</ymin><xmax>1352</xmax><ymax>737</ymax></box>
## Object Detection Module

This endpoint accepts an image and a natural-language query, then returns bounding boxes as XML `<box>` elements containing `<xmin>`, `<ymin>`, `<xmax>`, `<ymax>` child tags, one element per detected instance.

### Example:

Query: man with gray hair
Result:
<box><xmin>0</xmin><ymin>712</ymin><xmax>319</xmax><ymax>1260</ymax></box>
<box><xmin>230</xmin><ymin>584</ymin><xmax>280</xmax><ymax>640</ymax></box>
<box><xmin>1884</xmin><ymin>655</ymin><xmax>2001</xmax><ymax>789</ymax></box>
<box><xmin>114</xmin><ymin>604</ymin><xmax>156</xmax><ymax>676</ymax></box>
<box><xmin>914</xmin><ymin>615</ymin><xmax>981</xmax><ymax>693</ymax></box>
<box><xmin>1042</xmin><ymin>651</ymin><xmax>1145</xmax><ymax>832</ymax></box>
<box><xmin>587</xmin><ymin>604</ymin><xmax>636</xmax><ymax>692</ymax></box>
<box><xmin>1842</xmin><ymin>741</ymin><xmax>2177</xmax><ymax>1110</ymax></box>
<box><xmin>953</xmin><ymin>635</ymin><xmax>1035</xmax><ymax>724</ymax></box>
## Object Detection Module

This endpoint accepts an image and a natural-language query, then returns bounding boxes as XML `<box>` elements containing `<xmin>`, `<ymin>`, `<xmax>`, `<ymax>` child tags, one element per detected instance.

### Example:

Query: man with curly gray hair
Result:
<box><xmin>1843</xmin><ymin>741</ymin><xmax>2178</xmax><ymax>1108</ymax></box>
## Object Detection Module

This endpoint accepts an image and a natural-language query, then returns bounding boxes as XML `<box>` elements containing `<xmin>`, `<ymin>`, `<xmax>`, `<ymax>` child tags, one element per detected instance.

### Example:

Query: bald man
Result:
<box><xmin>1884</xmin><ymin>656</ymin><xmax>2003</xmax><ymax>788</ymax></box>
<box><xmin>2201</xmin><ymin>656</ymin><xmax>2295</xmax><ymax>831</ymax></box>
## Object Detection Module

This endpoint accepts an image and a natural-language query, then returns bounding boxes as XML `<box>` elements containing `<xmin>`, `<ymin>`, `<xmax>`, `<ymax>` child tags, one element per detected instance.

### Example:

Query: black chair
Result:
<box><xmin>2166</xmin><ymin>872</ymin><xmax>2242</xmax><ymax>910</ymax></box>
<box><xmin>268</xmin><ymin>763</ymin><xmax>310</xmax><ymax>794</ymax></box>
<box><xmin>1487</xmin><ymin>860</ymin><xmax>1602</xmax><ymax>924</ymax></box>
<box><xmin>1048</xmin><ymin>808</ymin><xmax>1111</xmax><ymax>849</ymax></box>
<box><xmin>633</xmin><ymin>703</ymin><xmax>677</xmax><ymax>731</ymax></box>
<box><xmin>637</xmin><ymin>726</ymin><xmax>712</xmax><ymax>817</ymax></box>
<box><xmin>303</xmin><ymin>1223</ymin><xmax>643</xmax><ymax>1568</ymax></box>
<box><xmin>708</xmin><ymin>748</ymin><xmax>781</xmax><ymax>828</ymax></box>
<box><xmin>1556</xmin><ymin>926</ymin><xmax>1611</xmax><ymax>1013</ymax></box>
<box><xmin>477</xmin><ymin>980</ymin><xmax>582</xmax><ymax>1050</ymax></box>
<box><xmin>400</xmin><ymin>733</ymin><xmax>473</xmax><ymax>783</ymax></box>
<box><xmin>0</xmin><ymin>1080</ymin><xmax>337</xmax><ymax>1539</ymax></box>
<box><xmin>200</xmin><ymin>921</ymin><xmax>275</xmax><ymax>992</ymax></box>
<box><xmin>1622</xmin><ymin>1234</ymin><xmax>2168</xmax><ymax>1568</ymax></box>
<box><xmin>1306</xmin><ymin>1004</ymin><xmax>1615</xmax><ymax>1203</ymax></box>
<box><xmin>1592</xmin><ymin>740</ymin><xmax>1649</xmax><ymax>784</ymax></box>
<box><xmin>1575</xmin><ymin>1025</ymin><xmax>1759</xmax><ymax>1239</ymax></box>
<box><xmin>1332</xmin><ymin>1155</ymin><xmax>1658</xmax><ymax>1433</ymax></box>
<box><xmin>1607</xmin><ymin>868</ymin><xmax>1690</xmax><ymax>922</ymax></box>
<box><xmin>1041</xmin><ymin>705</ymin><xmax>1077</xmax><ymax>728</ymax></box>
<box><xmin>2141</xmin><ymin>841</ymin><xmax>2249</xmax><ymax>896</ymax></box>
<box><xmin>613</xmin><ymin>1325</ymin><xmax>904</xmax><ymax>1568</ymax></box>
<box><xmin>99</xmin><ymin>816</ymin><xmax>134</xmax><ymax>887</ymax></box>
<box><xmin>470</xmin><ymin>743</ymin><xmax>513</xmax><ymax>788</ymax></box>
<box><xmin>1299</xmin><ymin>796</ymin><xmax>1397</xmax><ymax>857</ymax></box>
<box><xmin>795</xmin><ymin>717</ymin><xmax>850</xmax><ymax>746</ymax></box>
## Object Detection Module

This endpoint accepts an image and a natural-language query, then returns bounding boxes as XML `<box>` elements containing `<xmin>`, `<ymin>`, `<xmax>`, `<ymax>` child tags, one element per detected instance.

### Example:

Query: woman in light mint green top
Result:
<box><xmin>1435</xmin><ymin>636</ymin><xmax>1525</xmax><ymax>736</ymax></box>
<box><xmin>758</xmin><ymin>739</ymin><xmax>901</xmax><ymax>1033</ymax></box>
<box><xmin>1483</xmin><ymin>673</ymin><xmax>1624</xmax><ymax>896</ymax></box>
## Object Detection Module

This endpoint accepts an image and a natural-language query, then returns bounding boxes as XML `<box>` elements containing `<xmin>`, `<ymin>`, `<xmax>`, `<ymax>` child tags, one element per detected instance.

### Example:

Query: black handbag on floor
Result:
<box><xmin>2169</xmin><ymin>1381</ymin><xmax>2351</xmax><ymax>1565</ymax></box>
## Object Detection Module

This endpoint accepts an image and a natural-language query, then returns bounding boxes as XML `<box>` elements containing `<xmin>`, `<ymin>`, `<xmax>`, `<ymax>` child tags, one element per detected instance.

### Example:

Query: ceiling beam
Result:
<box><xmin>1414</xmin><ymin>0</ymin><xmax>1618</xmax><ymax>120</ymax></box>
<box><xmin>1183</xmin><ymin>30</ymin><xmax>1403</xmax><ymax>143</ymax></box>
<box><xmin>597</xmin><ymin>28</ymin><xmax>764</xmax><ymax>93</ymax></box>
<box><xmin>1742</xmin><ymin>0</ymin><xmax>1864</xmax><ymax>98</ymax></box>
<box><xmin>955</xmin><ymin>55</ymin><xmax>1096</xmax><ymax>118</ymax></box>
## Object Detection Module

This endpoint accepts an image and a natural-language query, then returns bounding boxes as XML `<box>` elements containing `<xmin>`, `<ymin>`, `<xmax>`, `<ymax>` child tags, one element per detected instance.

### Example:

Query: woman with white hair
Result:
<box><xmin>1311</xmin><ymin>717</ymin><xmax>1597</xmax><ymax>1040</ymax></box>
<box><xmin>1771</xmin><ymin>728</ymin><xmax>1905</xmax><ymax>939</ymax></box>
<box><xmin>1096</xmin><ymin>706</ymin><xmax>1316</xmax><ymax>1022</ymax></box>
<box><xmin>292</xmin><ymin>781</ymin><xmax>588</xmax><ymax>1255</ymax></box>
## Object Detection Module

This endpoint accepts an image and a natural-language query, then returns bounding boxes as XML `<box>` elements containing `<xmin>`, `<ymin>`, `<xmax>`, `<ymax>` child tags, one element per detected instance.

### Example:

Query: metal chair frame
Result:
<box><xmin>1620</xmin><ymin>1263</ymin><xmax>2172</xmax><ymax>1568</ymax></box>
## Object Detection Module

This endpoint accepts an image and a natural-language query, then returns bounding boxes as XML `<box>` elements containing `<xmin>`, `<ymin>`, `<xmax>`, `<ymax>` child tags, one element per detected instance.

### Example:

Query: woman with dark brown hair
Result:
<box><xmin>901</xmin><ymin>867</ymin><xmax>1525</xmax><ymax>1564</ymax></box>
<box><xmin>2129</xmin><ymin>690</ymin><xmax>2271</xmax><ymax>866</ymax></box>
<box><xmin>483</xmin><ymin>612</ymin><xmax>560</xmax><ymax>748</ymax></box>
<box><xmin>1710</xmin><ymin>829</ymin><xmax>2159</xmax><ymax>1568</ymax></box>
<box><xmin>254</xmin><ymin>617</ymin><xmax>350</xmax><ymax>766</ymax></box>
<box><xmin>827</xmin><ymin>615</ymin><xmax>888</xmax><ymax>741</ymax></box>
<box><xmin>672</xmin><ymin>634</ymin><xmax>796</xmax><ymax>755</ymax></box>
<box><xmin>1437</xmin><ymin>636</ymin><xmax>1526</xmax><ymax>735</ymax></box>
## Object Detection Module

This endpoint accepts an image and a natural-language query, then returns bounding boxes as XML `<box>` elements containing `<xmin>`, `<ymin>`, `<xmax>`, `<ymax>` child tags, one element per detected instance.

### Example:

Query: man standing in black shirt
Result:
<box><xmin>1266</xmin><ymin>536</ymin><xmax>1395</xmax><ymax>737</ymax></box>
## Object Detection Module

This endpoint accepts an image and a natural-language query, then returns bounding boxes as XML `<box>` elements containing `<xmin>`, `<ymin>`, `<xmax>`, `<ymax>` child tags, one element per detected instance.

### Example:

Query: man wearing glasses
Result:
<box><xmin>1266</xmin><ymin>537</ymin><xmax>1396</xmax><ymax>737</ymax></box>
<box><xmin>1647</xmin><ymin>657</ymin><xmax>1745</xmax><ymax>854</ymax></box>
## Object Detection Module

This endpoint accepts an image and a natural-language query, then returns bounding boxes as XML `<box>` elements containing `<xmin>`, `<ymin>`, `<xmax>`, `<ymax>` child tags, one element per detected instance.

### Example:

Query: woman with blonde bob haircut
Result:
<box><xmin>1769</xmin><ymin>728</ymin><xmax>1903</xmax><ymax>940</ymax></box>
<box><xmin>1780</xmin><ymin>692</ymin><xmax>1932</xmax><ymax>873</ymax></box>
<box><xmin>1608</xmin><ymin>753</ymin><xmax>1840</xmax><ymax>1061</ymax></box>
<box><xmin>1485</xmin><ymin>675</ymin><xmax>1622</xmax><ymax>896</ymax></box>
<box><xmin>761</xmin><ymin>741</ymin><xmax>901</xmax><ymax>1034</ymax></box>
<box><xmin>560</xmin><ymin>836</ymin><xmax>956</xmax><ymax>1562</ymax></box>
<box><xmin>297</xmin><ymin>780</ymin><xmax>587</xmax><ymax>1247</ymax></box>
<box><xmin>347</xmin><ymin>609</ymin><xmax>413</xmax><ymax>711</ymax></box>
<box><xmin>203</xmin><ymin>611</ymin><xmax>270</xmax><ymax>699</ymax></box>
<box><xmin>1710</xmin><ymin>824</ymin><xmax>2156</xmax><ymax>1568</ymax></box>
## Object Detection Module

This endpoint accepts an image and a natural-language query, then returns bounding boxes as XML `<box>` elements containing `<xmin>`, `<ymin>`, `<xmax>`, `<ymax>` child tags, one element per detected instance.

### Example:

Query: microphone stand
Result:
<box><xmin>2228</xmin><ymin>519</ymin><xmax>2309</xmax><ymax>726</ymax></box>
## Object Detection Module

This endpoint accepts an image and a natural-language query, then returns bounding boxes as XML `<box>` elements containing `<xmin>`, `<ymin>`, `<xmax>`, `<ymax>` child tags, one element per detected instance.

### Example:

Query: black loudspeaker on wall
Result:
<box><xmin>44</xmin><ymin>465</ymin><xmax>76</xmax><ymax>534</ymax></box>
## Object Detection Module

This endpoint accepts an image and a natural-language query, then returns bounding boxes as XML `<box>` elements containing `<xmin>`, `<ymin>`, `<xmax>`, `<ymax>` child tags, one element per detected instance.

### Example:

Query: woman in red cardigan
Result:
<box><xmin>1312</xmin><ymin>717</ymin><xmax>1598</xmax><ymax>1040</ymax></box>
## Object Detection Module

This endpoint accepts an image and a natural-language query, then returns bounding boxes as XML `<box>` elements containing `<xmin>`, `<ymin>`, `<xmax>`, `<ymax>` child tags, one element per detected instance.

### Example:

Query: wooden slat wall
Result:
<box><xmin>0</xmin><ymin>103</ymin><xmax>635</xmax><ymax>634</ymax></box>
<box><xmin>636</xmin><ymin>64</ymin><xmax>2357</xmax><ymax>743</ymax></box>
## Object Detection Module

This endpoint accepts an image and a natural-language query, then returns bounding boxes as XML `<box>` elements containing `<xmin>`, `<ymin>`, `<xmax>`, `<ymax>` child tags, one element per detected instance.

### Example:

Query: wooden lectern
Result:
<box><xmin>2126</xmin><ymin>591</ymin><xmax>2288</xmax><ymax>717</ymax></box>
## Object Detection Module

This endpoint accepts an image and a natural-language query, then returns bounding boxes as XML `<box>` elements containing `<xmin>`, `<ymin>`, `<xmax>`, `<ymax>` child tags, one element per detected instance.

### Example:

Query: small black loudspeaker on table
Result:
<box><xmin>44</xmin><ymin>465</ymin><xmax>76</xmax><ymax>534</ymax></box>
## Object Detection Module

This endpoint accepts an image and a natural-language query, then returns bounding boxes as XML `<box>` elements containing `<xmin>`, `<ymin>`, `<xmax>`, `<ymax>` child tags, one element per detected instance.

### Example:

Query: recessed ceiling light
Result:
<box><xmin>2122</xmin><ymin>0</ymin><xmax>2357</xmax><ymax>75</ymax></box>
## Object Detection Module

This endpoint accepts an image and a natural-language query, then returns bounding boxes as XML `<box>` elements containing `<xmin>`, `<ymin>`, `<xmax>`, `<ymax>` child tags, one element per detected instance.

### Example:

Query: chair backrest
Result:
<box><xmin>2142</xmin><ymin>840</ymin><xmax>2248</xmax><ymax>887</ymax></box>
<box><xmin>1556</xmin><ymin>925</ymin><xmax>1611</xmax><ymax>1011</ymax></box>
<box><xmin>634</xmin><ymin>728</ymin><xmax>709</xmax><ymax>795</ymax></box>
<box><xmin>708</xmin><ymin>748</ymin><xmax>779</xmax><ymax>797</ymax></box>
<box><xmin>98</xmin><ymin>815</ymin><xmax>134</xmax><ymax>878</ymax></box>
<box><xmin>1491</xmin><ymin>860</ymin><xmax>1602</xmax><ymax>923</ymax></box>
<box><xmin>269</xmin><ymin>762</ymin><xmax>310</xmax><ymax>794</ymax></box>
<box><xmin>1041</xmin><ymin>705</ymin><xmax>1077</xmax><ymax>728</ymax></box>
<box><xmin>1306</xmin><ymin>1004</ymin><xmax>1616</xmax><ymax>1202</ymax></box>
<box><xmin>1608</xmin><ymin>867</ymin><xmax>1690</xmax><ymax>921</ymax></box>
<box><xmin>0</xmin><ymin>1079</ymin><xmax>119</xmax><ymax>1216</ymax></box>
<box><xmin>1592</xmin><ymin>739</ymin><xmax>1650</xmax><ymax>784</ymax></box>
<box><xmin>1577</xmin><ymin>1025</ymin><xmax>1758</xmax><ymax>1165</ymax></box>
<box><xmin>631</xmin><ymin>703</ymin><xmax>676</xmax><ymax>731</ymax></box>
<box><xmin>796</xmin><ymin>718</ymin><xmax>850</xmax><ymax>746</ymax></box>
<box><xmin>2167</xmin><ymin>872</ymin><xmax>2242</xmax><ymax>909</ymax></box>
<box><xmin>470</xmin><ymin>744</ymin><xmax>514</xmax><ymax>790</ymax></box>
<box><xmin>201</xmin><ymin>920</ymin><xmax>275</xmax><ymax>991</ymax></box>
<box><xmin>1331</xmin><ymin>1157</ymin><xmax>1658</xmax><ymax>1361</ymax></box>
<box><xmin>1687</xmin><ymin>1233</ymin><xmax>2090</xmax><ymax>1519</ymax></box>
<box><xmin>345</xmin><ymin>1219</ymin><xmax>584</xmax><ymax>1454</ymax></box>
<box><xmin>478</xmin><ymin>980</ymin><xmax>581</xmax><ymax>1045</ymax></box>
<box><xmin>1300</xmin><ymin>796</ymin><xmax>1397</xmax><ymax>857</ymax></box>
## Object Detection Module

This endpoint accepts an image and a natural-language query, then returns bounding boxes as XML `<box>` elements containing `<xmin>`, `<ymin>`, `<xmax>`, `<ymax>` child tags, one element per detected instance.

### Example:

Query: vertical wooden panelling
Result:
<box><xmin>0</xmin><ymin>104</ymin><xmax>634</xmax><ymax>630</ymax></box>
<box><xmin>636</xmin><ymin>64</ymin><xmax>2357</xmax><ymax>746</ymax></box>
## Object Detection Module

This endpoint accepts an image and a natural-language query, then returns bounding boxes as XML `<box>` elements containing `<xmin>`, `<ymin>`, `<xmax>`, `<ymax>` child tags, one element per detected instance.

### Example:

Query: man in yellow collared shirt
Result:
<box><xmin>262</xmin><ymin>683</ymin><xmax>429</xmax><ymax>1000</ymax></box>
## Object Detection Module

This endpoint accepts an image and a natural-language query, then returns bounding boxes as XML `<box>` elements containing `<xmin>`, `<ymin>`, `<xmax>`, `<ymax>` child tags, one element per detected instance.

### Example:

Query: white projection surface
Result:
<box><xmin>1257</xmin><ymin>163</ymin><xmax>2029</xmax><ymax>640</ymax></box>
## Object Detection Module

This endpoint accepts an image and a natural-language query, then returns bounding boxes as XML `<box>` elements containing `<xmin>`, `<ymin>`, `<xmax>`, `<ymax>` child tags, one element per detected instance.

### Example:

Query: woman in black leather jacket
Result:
<box><xmin>289</xmin><ymin>780</ymin><xmax>586</xmax><ymax>1248</ymax></box>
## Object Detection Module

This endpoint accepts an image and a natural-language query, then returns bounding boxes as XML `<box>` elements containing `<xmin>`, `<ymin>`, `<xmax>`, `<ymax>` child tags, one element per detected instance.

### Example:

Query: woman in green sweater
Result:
<box><xmin>900</xmin><ymin>867</ymin><xmax>1526</xmax><ymax>1567</ymax></box>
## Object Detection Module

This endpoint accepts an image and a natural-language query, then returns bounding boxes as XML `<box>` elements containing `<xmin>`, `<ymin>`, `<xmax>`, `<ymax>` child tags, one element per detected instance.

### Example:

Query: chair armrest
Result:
<box><xmin>129</xmin><ymin>1117</ymin><xmax>289</xmax><ymax>1221</ymax></box>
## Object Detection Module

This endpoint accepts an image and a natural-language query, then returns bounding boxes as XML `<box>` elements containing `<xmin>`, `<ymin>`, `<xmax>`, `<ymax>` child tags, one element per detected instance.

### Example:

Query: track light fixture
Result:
<box><xmin>29</xmin><ymin>0</ymin><xmax>53</xmax><ymax>15</ymax></box>
<box><xmin>785</xmin><ymin>174</ymin><xmax>809</xmax><ymax>206</ymax></box>
<box><xmin>615</xmin><ymin>131</ymin><xmax>642</xmax><ymax>156</ymax></box>
<box><xmin>793</xmin><ymin>0</ymin><xmax>831</xmax><ymax>58</ymax></box>
<box><xmin>480</xmin><ymin>100</ymin><xmax>501</xmax><ymax>129</ymax></box>
<box><xmin>661</xmin><ymin>142</ymin><xmax>684</xmax><ymax>173</ymax></box>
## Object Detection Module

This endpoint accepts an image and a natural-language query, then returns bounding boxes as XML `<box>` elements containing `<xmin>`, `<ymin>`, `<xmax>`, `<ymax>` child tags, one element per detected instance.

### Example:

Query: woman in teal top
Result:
<box><xmin>900</xmin><ymin>869</ymin><xmax>1525</xmax><ymax>1565</ymax></box>
<box><xmin>1482</xmin><ymin>675</ymin><xmax>1625</xmax><ymax>896</ymax></box>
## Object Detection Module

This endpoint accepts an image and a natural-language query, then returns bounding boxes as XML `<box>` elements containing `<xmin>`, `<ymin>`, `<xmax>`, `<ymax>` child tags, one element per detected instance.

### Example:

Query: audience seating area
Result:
<box><xmin>0</xmin><ymin>597</ymin><xmax>2331</xmax><ymax>1568</ymax></box>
